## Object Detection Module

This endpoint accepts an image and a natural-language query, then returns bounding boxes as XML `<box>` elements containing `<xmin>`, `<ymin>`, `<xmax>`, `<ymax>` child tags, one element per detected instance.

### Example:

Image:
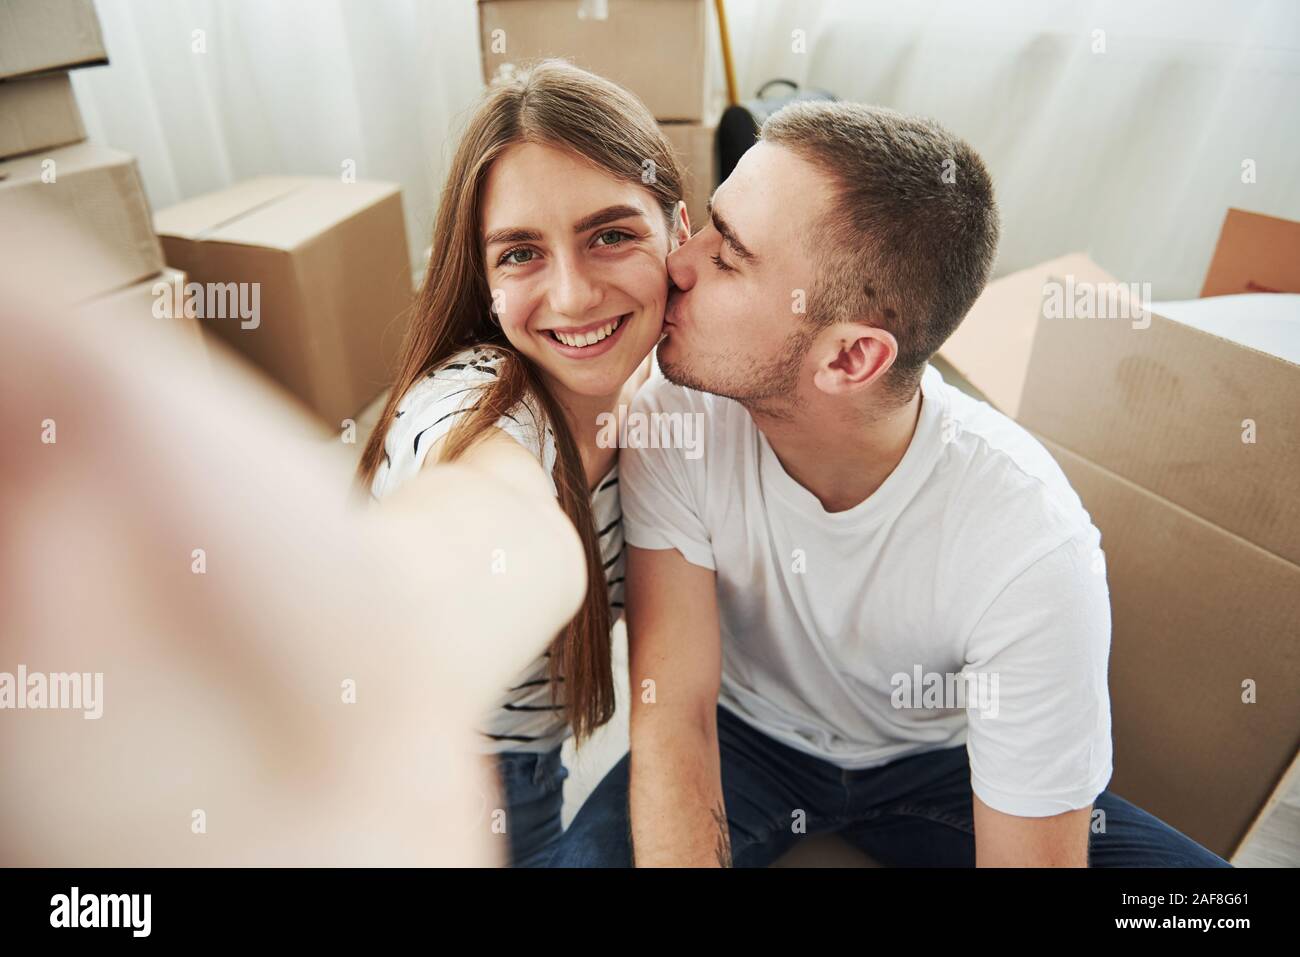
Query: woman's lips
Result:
<box><xmin>541</xmin><ymin>313</ymin><xmax>631</xmax><ymax>359</ymax></box>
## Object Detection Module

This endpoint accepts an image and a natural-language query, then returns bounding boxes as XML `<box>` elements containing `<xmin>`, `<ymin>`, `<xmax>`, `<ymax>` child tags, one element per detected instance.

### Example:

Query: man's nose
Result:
<box><xmin>547</xmin><ymin>255</ymin><xmax>603</xmax><ymax>318</ymax></box>
<box><xmin>666</xmin><ymin>238</ymin><xmax>697</xmax><ymax>293</ymax></box>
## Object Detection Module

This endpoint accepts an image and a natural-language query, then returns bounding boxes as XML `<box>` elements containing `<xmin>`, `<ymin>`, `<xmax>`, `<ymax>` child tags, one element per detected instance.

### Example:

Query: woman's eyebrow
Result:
<box><xmin>483</xmin><ymin>205</ymin><xmax>646</xmax><ymax>249</ymax></box>
<box><xmin>572</xmin><ymin>204</ymin><xmax>647</xmax><ymax>234</ymax></box>
<box><xmin>483</xmin><ymin>226</ymin><xmax>542</xmax><ymax>248</ymax></box>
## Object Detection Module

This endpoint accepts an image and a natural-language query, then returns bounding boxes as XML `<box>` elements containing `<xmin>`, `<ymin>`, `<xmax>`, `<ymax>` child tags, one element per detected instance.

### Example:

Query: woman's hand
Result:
<box><xmin>0</xmin><ymin>228</ymin><xmax>585</xmax><ymax>866</ymax></box>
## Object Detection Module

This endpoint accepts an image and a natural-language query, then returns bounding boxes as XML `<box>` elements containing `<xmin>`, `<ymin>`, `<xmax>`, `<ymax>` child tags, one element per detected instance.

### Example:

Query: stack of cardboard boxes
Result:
<box><xmin>939</xmin><ymin>209</ymin><xmax>1300</xmax><ymax>862</ymax></box>
<box><xmin>478</xmin><ymin>0</ymin><xmax>722</xmax><ymax>232</ymax></box>
<box><xmin>1</xmin><ymin>0</ymin><xmax>413</xmax><ymax>430</ymax></box>
<box><xmin>0</xmin><ymin>0</ymin><xmax>193</xmax><ymax>341</ymax></box>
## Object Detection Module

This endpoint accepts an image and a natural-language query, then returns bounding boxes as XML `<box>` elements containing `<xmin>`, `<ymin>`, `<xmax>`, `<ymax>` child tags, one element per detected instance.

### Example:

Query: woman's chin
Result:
<box><xmin>548</xmin><ymin>362</ymin><xmax>638</xmax><ymax>400</ymax></box>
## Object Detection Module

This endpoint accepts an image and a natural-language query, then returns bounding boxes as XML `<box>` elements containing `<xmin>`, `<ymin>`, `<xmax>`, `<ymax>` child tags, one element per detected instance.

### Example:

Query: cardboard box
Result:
<box><xmin>1201</xmin><ymin>207</ymin><xmax>1300</xmax><ymax>297</ymax></box>
<box><xmin>660</xmin><ymin>121</ymin><xmax>717</xmax><ymax>235</ymax></box>
<box><xmin>0</xmin><ymin>72</ymin><xmax>86</xmax><ymax>159</ymax></box>
<box><xmin>0</xmin><ymin>0</ymin><xmax>108</xmax><ymax>79</ymax></box>
<box><xmin>478</xmin><ymin>0</ymin><xmax>719</xmax><ymax>122</ymax></box>
<box><xmin>154</xmin><ymin>177</ymin><xmax>412</xmax><ymax>425</ymax></box>
<box><xmin>0</xmin><ymin>142</ymin><xmax>164</xmax><ymax>304</ymax></box>
<box><xmin>98</xmin><ymin>267</ymin><xmax>199</xmax><ymax>334</ymax></box>
<box><xmin>1042</xmin><ymin>436</ymin><xmax>1300</xmax><ymax>861</ymax></box>
<box><xmin>939</xmin><ymin>216</ymin><xmax>1300</xmax><ymax>860</ymax></box>
<box><xmin>74</xmin><ymin>267</ymin><xmax>207</xmax><ymax>359</ymax></box>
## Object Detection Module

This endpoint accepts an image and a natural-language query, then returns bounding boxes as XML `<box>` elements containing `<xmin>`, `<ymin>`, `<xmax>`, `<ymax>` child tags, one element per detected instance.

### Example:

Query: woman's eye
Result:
<box><xmin>595</xmin><ymin>229</ymin><xmax>633</xmax><ymax>247</ymax></box>
<box><xmin>498</xmin><ymin>247</ymin><xmax>535</xmax><ymax>267</ymax></box>
<box><xmin>710</xmin><ymin>253</ymin><xmax>733</xmax><ymax>273</ymax></box>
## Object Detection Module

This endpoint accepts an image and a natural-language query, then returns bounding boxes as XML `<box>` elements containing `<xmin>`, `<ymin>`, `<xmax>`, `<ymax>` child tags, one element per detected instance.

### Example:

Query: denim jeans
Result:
<box><xmin>549</xmin><ymin>704</ymin><xmax>1231</xmax><ymax>867</ymax></box>
<box><xmin>495</xmin><ymin>746</ymin><xmax>569</xmax><ymax>867</ymax></box>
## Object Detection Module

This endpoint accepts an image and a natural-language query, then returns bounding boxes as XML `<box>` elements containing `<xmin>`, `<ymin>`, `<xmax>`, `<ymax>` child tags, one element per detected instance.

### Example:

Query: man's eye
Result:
<box><xmin>595</xmin><ymin>229</ymin><xmax>633</xmax><ymax>247</ymax></box>
<box><xmin>710</xmin><ymin>254</ymin><xmax>733</xmax><ymax>273</ymax></box>
<box><xmin>498</xmin><ymin>247</ymin><xmax>535</xmax><ymax>267</ymax></box>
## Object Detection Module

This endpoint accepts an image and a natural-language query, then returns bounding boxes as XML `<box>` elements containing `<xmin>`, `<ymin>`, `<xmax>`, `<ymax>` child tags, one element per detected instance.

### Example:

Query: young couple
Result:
<box><xmin>360</xmin><ymin>60</ymin><xmax>1229</xmax><ymax>868</ymax></box>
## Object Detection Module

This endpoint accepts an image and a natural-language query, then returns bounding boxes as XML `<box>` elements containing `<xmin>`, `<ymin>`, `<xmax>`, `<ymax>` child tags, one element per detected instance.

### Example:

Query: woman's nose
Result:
<box><xmin>547</xmin><ymin>256</ymin><xmax>603</xmax><ymax>318</ymax></box>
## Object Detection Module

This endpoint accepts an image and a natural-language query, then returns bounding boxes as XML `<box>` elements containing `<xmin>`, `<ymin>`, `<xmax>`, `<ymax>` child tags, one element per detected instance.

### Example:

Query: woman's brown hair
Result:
<box><xmin>356</xmin><ymin>60</ymin><xmax>683</xmax><ymax>743</ymax></box>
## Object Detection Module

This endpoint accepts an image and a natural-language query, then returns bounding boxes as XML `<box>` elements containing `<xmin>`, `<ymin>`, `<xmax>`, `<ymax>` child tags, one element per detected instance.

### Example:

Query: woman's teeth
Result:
<box><xmin>549</xmin><ymin>316</ymin><xmax>624</xmax><ymax>348</ymax></box>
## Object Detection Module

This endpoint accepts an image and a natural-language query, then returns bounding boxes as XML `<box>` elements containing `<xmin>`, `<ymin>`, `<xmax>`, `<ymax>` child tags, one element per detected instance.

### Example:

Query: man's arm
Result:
<box><xmin>973</xmin><ymin>797</ymin><xmax>1091</xmax><ymax>867</ymax></box>
<box><xmin>962</xmin><ymin>526</ymin><xmax>1113</xmax><ymax>868</ymax></box>
<box><xmin>625</xmin><ymin>544</ymin><xmax>729</xmax><ymax>866</ymax></box>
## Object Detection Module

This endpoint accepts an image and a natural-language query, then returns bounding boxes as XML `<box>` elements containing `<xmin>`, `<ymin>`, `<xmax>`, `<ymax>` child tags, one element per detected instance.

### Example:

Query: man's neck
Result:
<box><xmin>750</xmin><ymin>387</ymin><xmax>923</xmax><ymax>514</ymax></box>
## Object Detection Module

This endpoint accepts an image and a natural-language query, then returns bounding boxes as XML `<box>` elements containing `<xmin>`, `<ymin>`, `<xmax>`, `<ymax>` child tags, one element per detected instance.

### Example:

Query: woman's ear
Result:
<box><xmin>672</xmin><ymin>199</ymin><xmax>691</xmax><ymax>247</ymax></box>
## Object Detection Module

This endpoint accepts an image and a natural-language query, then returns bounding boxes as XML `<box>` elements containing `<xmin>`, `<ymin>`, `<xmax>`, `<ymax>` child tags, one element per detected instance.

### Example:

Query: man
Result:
<box><xmin>550</xmin><ymin>102</ymin><xmax>1228</xmax><ymax>867</ymax></box>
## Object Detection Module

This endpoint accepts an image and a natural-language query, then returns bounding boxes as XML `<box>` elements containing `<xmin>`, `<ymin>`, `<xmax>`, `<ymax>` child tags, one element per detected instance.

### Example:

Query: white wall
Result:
<box><xmin>72</xmin><ymin>0</ymin><xmax>1300</xmax><ymax>297</ymax></box>
<box><xmin>73</xmin><ymin>0</ymin><xmax>486</xmax><ymax>275</ymax></box>
<box><xmin>720</xmin><ymin>0</ymin><xmax>1300</xmax><ymax>296</ymax></box>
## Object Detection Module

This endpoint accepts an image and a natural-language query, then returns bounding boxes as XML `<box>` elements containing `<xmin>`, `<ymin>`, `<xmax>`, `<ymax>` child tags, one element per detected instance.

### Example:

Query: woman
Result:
<box><xmin>357</xmin><ymin>60</ymin><xmax>690</xmax><ymax>866</ymax></box>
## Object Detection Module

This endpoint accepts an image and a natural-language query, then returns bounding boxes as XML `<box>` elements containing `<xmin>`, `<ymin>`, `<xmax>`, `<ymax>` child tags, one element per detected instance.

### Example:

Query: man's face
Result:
<box><xmin>658</xmin><ymin>142</ymin><xmax>832</xmax><ymax>408</ymax></box>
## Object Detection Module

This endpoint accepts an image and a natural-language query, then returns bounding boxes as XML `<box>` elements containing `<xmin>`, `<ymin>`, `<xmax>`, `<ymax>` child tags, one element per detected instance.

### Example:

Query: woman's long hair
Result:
<box><xmin>356</xmin><ymin>60</ymin><xmax>683</xmax><ymax>743</ymax></box>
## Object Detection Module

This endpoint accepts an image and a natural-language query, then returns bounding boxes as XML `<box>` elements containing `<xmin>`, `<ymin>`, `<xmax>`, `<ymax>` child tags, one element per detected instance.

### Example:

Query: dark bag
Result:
<box><xmin>717</xmin><ymin>79</ymin><xmax>838</xmax><ymax>181</ymax></box>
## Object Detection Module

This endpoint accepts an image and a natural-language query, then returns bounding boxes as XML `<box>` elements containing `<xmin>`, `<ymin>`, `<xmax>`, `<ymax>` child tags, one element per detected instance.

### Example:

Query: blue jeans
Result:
<box><xmin>550</xmin><ymin>704</ymin><xmax>1231</xmax><ymax>867</ymax></box>
<box><xmin>495</xmin><ymin>746</ymin><xmax>569</xmax><ymax>868</ymax></box>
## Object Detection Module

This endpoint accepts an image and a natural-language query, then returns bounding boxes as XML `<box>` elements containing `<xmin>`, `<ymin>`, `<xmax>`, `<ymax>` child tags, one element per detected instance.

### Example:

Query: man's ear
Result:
<box><xmin>811</xmin><ymin>324</ymin><xmax>898</xmax><ymax>396</ymax></box>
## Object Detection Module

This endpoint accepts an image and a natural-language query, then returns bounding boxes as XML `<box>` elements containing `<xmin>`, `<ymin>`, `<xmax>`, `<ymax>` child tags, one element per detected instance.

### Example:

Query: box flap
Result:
<box><xmin>155</xmin><ymin>178</ymin><xmax>401</xmax><ymax>251</ymax></box>
<box><xmin>208</xmin><ymin>179</ymin><xmax>400</xmax><ymax>251</ymax></box>
<box><xmin>938</xmin><ymin>253</ymin><xmax>1116</xmax><ymax>418</ymax></box>
<box><xmin>153</xmin><ymin>177</ymin><xmax>305</xmax><ymax>241</ymax></box>
<box><xmin>1149</xmin><ymin>293</ymin><xmax>1300</xmax><ymax>366</ymax></box>
<box><xmin>1201</xmin><ymin>208</ymin><xmax>1300</xmax><ymax>297</ymax></box>
<box><xmin>1020</xmin><ymin>281</ymin><xmax>1300</xmax><ymax>567</ymax></box>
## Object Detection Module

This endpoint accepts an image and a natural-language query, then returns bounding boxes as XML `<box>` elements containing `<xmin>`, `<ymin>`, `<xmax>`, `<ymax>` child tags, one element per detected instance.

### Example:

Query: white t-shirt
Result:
<box><xmin>621</xmin><ymin>360</ymin><xmax>1113</xmax><ymax>817</ymax></box>
<box><xmin>370</xmin><ymin>345</ymin><xmax>625</xmax><ymax>754</ymax></box>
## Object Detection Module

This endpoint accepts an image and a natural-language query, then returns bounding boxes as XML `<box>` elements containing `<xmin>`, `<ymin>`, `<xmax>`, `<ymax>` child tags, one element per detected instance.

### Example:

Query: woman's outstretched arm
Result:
<box><xmin>0</xmin><ymin>235</ymin><xmax>586</xmax><ymax>866</ymax></box>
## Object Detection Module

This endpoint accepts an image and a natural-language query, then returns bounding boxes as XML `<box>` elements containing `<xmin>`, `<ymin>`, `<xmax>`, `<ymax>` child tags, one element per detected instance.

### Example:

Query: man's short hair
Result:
<box><xmin>761</xmin><ymin>102</ymin><xmax>1000</xmax><ymax>401</ymax></box>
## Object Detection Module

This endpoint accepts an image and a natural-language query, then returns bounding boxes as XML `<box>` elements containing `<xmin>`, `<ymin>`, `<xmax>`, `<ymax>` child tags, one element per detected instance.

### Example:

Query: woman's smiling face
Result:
<box><xmin>480</xmin><ymin>141</ymin><xmax>682</xmax><ymax>401</ymax></box>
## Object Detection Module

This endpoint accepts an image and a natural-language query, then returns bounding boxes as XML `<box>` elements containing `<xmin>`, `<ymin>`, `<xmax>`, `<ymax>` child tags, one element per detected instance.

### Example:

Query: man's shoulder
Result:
<box><xmin>942</xmin><ymin>378</ymin><xmax>1071</xmax><ymax>488</ymax></box>
<box><xmin>930</xmin><ymin>371</ymin><xmax>1097</xmax><ymax>548</ymax></box>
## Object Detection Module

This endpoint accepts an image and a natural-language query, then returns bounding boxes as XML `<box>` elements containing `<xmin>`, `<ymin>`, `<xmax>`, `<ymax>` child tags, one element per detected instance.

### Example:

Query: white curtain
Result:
<box><xmin>74</xmin><ymin>0</ymin><xmax>1300</xmax><ymax>297</ymax></box>
<box><xmin>73</xmin><ymin>0</ymin><xmax>484</xmax><ymax>276</ymax></box>
<box><xmin>718</xmin><ymin>0</ymin><xmax>1300</xmax><ymax>297</ymax></box>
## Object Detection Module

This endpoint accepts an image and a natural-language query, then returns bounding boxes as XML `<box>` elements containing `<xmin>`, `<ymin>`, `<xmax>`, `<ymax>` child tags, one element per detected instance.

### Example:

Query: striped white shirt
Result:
<box><xmin>370</xmin><ymin>345</ymin><xmax>625</xmax><ymax>753</ymax></box>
